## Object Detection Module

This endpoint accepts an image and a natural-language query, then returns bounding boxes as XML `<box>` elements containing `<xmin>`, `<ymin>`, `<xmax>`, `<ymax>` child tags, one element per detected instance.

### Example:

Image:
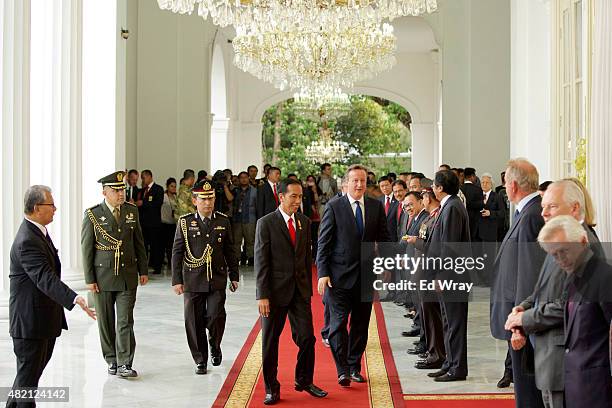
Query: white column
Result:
<box><xmin>510</xmin><ymin>0</ymin><xmax>552</xmax><ymax>179</ymax></box>
<box><xmin>590</xmin><ymin>0</ymin><xmax>612</xmax><ymax>242</ymax></box>
<box><xmin>210</xmin><ymin>117</ymin><xmax>230</xmax><ymax>171</ymax></box>
<box><xmin>235</xmin><ymin>121</ymin><xmax>264</xmax><ymax>172</ymax></box>
<box><xmin>410</xmin><ymin>123</ymin><xmax>435</xmax><ymax>176</ymax></box>
<box><xmin>0</xmin><ymin>0</ymin><xmax>31</xmax><ymax>320</ymax></box>
<box><xmin>29</xmin><ymin>0</ymin><xmax>86</xmax><ymax>290</ymax></box>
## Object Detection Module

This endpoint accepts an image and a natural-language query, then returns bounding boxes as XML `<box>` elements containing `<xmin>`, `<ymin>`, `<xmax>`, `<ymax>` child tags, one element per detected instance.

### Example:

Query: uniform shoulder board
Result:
<box><xmin>215</xmin><ymin>211</ymin><xmax>228</xmax><ymax>218</ymax></box>
<box><xmin>86</xmin><ymin>203</ymin><xmax>101</xmax><ymax>212</ymax></box>
<box><xmin>124</xmin><ymin>201</ymin><xmax>137</xmax><ymax>207</ymax></box>
<box><xmin>179</xmin><ymin>212</ymin><xmax>195</xmax><ymax>219</ymax></box>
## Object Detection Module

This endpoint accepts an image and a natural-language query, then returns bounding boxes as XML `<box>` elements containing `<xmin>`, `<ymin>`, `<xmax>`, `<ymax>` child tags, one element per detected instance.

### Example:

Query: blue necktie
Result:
<box><xmin>355</xmin><ymin>201</ymin><xmax>364</xmax><ymax>238</ymax></box>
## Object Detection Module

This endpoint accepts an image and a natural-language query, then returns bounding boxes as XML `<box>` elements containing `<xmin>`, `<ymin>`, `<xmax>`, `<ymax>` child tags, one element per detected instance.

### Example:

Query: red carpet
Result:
<box><xmin>213</xmin><ymin>268</ymin><xmax>515</xmax><ymax>407</ymax></box>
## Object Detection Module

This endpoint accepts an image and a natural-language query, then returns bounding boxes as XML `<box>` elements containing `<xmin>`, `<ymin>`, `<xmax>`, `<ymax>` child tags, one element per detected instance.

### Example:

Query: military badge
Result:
<box><xmin>213</xmin><ymin>226</ymin><xmax>226</xmax><ymax>231</ymax></box>
<box><xmin>100</xmin><ymin>216</ymin><xmax>106</xmax><ymax>222</ymax></box>
<box><xmin>125</xmin><ymin>212</ymin><xmax>136</xmax><ymax>223</ymax></box>
<box><xmin>117</xmin><ymin>173</ymin><xmax>124</xmax><ymax>182</ymax></box>
<box><xmin>148</xmin><ymin>196</ymin><xmax>153</xmax><ymax>202</ymax></box>
<box><xmin>191</xmin><ymin>220</ymin><xmax>198</xmax><ymax>227</ymax></box>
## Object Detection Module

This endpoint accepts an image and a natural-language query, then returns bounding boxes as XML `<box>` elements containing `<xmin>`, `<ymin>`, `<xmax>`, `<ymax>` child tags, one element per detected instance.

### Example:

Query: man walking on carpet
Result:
<box><xmin>255</xmin><ymin>178</ymin><xmax>328</xmax><ymax>405</ymax></box>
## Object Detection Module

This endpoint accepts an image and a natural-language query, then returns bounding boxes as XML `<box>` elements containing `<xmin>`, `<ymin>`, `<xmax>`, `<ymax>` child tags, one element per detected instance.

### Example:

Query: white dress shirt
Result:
<box><xmin>278</xmin><ymin>206</ymin><xmax>296</xmax><ymax>228</ymax></box>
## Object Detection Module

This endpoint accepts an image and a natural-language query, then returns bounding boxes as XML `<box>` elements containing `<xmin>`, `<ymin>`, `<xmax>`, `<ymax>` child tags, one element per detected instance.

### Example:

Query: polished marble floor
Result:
<box><xmin>0</xmin><ymin>270</ymin><xmax>509</xmax><ymax>407</ymax></box>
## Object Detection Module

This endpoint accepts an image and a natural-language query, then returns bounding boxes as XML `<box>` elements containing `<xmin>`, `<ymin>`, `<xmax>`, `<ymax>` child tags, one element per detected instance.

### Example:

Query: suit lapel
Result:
<box><xmin>275</xmin><ymin>210</ymin><xmax>294</xmax><ymax>250</ymax></box>
<box><xmin>23</xmin><ymin>220</ymin><xmax>59</xmax><ymax>271</ymax></box>
<box><xmin>494</xmin><ymin>198</ymin><xmax>537</xmax><ymax>264</ymax></box>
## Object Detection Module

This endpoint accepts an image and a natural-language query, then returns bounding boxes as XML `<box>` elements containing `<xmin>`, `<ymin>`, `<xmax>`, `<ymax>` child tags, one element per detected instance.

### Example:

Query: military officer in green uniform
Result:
<box><xmin>81</xmin><ymin>171</ymin><xmax>149</xmax><ymax>378</ymax></box>
<box><xmin>172</xmin><ymin>180</ymin><xmax>239</xmax><ymax>375</ymax></box>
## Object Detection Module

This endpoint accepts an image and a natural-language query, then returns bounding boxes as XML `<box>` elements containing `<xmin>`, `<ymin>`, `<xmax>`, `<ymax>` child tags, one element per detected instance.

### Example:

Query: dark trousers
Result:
<box><xmin>438</xmin><ymin>294</ymin><xmax>468</xmax><ymax>377</ymax></box>
<box><xmin>142</xmin><ymin>224</ymin><xmax>163</xmax><ymax>272</ymax></box>
<box><xmin>504</xmin><ymin>347</ymin><xmax>513</xmax><ymax>375</ymax></box>
<box><xmin>161</xmin><ymin>223</ymin><xmax>176</xmax><ymax>266</ymax></box>
<box><xmin>421</xmin><ymin>300</ymin><xmax>445</xmax><ymax>362</ymax></box>
<box><xmin>6</xmin><ymin>338</ymin><xmax>56</xmax><ymax>408</ymax></box>
<box><xmin>94</xmin><ymin>289</ymin><xmax>137</xmax><ymax>366</ymax></box>
<box><xmin>321</xmin><ymin>290</ymin><xmax>330</xmax><ymax>340</ymax></box>
<box><xmin>261</xmin><ymin>288</ymin><xmax>316</xmax><ymax>394</ymax></box>
<box><xmin>184</xmin><ymin>290</ymin><xmax>227</xmax><ymax>365</ymax></box>
<box><xmin>509</xmin><ymin>341</ymin><xmax>545</xmax><ymax>408</ymax></box>
<box><xmin>327</xmin><ymin>285</ymin><xmax>372</xmax><ymax>377</ymax></box>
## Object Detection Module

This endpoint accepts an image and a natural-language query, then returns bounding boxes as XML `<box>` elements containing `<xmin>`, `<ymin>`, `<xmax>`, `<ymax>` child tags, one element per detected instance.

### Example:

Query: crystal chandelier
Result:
<box><xmin>233</xmin><ymin>23</ymin><xmax>396</xmax><ymax>92</ymax></box>
<box><xmin>157</xmin><ymin>0</ymin><xmax>437</xmax><ymax>32</ymax></box>
<box><xmin>293</xmin><ymin>90</ymin><xmax>351</xmax><ymax>121</ymax></box>
<box><xmin>305</xmin><ymin>123</ymin><xmax>348</xmax><ymax>164</ymax></box>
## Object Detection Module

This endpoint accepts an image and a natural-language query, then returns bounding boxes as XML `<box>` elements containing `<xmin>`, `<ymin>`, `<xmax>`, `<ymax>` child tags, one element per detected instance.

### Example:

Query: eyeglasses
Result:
<box><xmin>38</xmin><ymin>203</ymin><xmax>56</xmax><ymax>209</ymax></box>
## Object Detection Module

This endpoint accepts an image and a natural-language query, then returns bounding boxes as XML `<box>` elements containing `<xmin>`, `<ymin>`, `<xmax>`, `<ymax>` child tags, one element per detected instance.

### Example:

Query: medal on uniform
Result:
<box><xmin>100</xmin><ymin>216</ymin><xmax>106</xmax><ymax>222</ymax></box>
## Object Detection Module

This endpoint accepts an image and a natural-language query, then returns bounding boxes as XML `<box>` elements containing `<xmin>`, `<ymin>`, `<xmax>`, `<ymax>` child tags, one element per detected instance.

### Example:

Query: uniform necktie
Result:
<box><xmin>113</xmin><ymin>207</ymin><xmax>120</xmax><ymax>224</ymax></box>
<box><xmin>288</xmin><ymin>218</ymin><xmax>296</xmax><ymax>247</ymax></box>
<box><xmin>355</xmin><ymin>201</ymin><xmax>364</xmax><ymax>237</ymax></box>
<box><xmin>273</xmin><ymin>183</ymin><xmax>279</xmax><ymax>206</ymax></box>
<box><xmin>385</xmin><ymin>196</ymin><xmax>390</xmax><ymax>215</ymax></box>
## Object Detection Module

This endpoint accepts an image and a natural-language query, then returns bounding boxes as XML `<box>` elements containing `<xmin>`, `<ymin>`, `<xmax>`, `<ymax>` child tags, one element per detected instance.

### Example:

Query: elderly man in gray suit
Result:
<box><xmin>504</xmin><ymin>180</ymin><xmax>602</xmax><ymax>408</ymax></box>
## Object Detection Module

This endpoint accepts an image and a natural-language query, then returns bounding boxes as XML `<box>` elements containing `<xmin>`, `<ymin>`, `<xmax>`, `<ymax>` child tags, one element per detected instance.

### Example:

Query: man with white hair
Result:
<box><xmin>490</xmin><ymin>158</ymin><xmax>547</xmax><ymax>407</ymax></box>
<box><xmin>505</xmin><ymin>180</ymin><xmax>602</xmax><ymax>407</ymax></box>
<box><xmin>531</xmin><ymin>216</ymin><xmax>612</xmax><ymax>408</ymax></box>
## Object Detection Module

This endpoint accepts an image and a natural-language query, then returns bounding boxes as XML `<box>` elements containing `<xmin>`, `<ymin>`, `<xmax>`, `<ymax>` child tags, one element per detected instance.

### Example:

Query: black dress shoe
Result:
<box><xmin>406</xmin><ymin>345</ymin><xmax>427</xmax><ymax>355</ymax></box>
<box><xmin>415</xmin><ymin>359</ymin><xmax>444</xmax><ymax>370</ymax></box>
<box><xmin>118</xmin><ymin>365</ymin><xmax>138</xmax><ymax>378</ymax></box>
<box><xmin>497</xmin><ymin>373</ymin><xmax>513</xmax><ymax>388</ymax></box>
<box><xmin>350</xmin><ymin>372</ymin><xmax>366</xmax><ymax>383</ymax></box>
<box><xmin>295</xmin><ymin>383</ymin><xmax>328</xmax><ymax>398</ymax></box>
<box><xmin>427</xmin><ymin>368</ymin><xmax>449</xmax><ymax>378</ymax></box>
<box><xmin>434</xmin><ymin>373</ymin><xmax>466</xmax><ymax>382</ymax></box>
<box><xmin>195</xmin><ymin>363</ymin><xmax>207</xmax><ymax>375</ymax></box>
<box><xmin>401</xmin><ymin>328</ymin><xmax>420</xmax><ymax>337</ymax></box>
<box><xmin>263</xmin><ymin>392</ymin><xmax>280</xmax><ymax>405</ymax></box>
<box><xmin>108</xmin><ymin>363</ymin><xmax>117</xmax><ymax>375</ymax></box>
<box><xmin>211</xmin><ymin>352</ymin><xmax>222</xmax><ymax>366</ymax></box>
<box><xmin>418</xmin><ymin>353</ymin><xmax>429</xmax><ymax>359</ymax></box>
<box><xmin>338</xmin><ymin>374</ymin><xmax>351</xmax><ymax>387</ymax></box>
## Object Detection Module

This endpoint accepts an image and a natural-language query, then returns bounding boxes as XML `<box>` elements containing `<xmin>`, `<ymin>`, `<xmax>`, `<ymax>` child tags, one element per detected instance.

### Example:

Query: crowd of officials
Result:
<box><xmin>6</xmin><ymin>159</ymin><xmax>612</xmax><ymax>408</ymax></box>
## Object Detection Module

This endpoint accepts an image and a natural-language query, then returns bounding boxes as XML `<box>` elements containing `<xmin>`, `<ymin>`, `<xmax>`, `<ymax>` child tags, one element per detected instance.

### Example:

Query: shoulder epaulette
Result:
<box><xmin>87</xmin><ymin>203</ymin><xmax>101</xmax><ymax>211</ymax></box>
<box><xmin>124</xmin><ymin>201</ymin><xmax>137</xmax><ymax>207</ymax></box>
<box><xmin>179</xmin><ymin>212</ymin><xmax>195</xmax><ymax>219</ymax></box>
<box><xmin>215</xmin><ymin>211</ymin><xmax>228</xmax><ymax>218</ymax></box>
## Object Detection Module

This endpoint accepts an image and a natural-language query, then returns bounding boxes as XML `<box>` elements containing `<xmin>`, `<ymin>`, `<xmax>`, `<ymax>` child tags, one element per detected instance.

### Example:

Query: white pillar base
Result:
<box><xmin>0</xmin><ymin>290</ymin><xmax>9</xmax><ymax>321</ymax></box>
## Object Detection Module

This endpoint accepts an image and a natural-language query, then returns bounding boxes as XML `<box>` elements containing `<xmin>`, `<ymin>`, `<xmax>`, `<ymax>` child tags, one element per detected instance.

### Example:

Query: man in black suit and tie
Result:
<box><xmin>7</xmin><ymin>186</ymin><xmax>96</xmax><ymax>408</ymax></box>
<box><xmin>137</xmin><ymin>169</ymin><xmax>165</xmax><ymax>274</ymax></box>
<box><xmin>461</xmin><ymin>168</ymin><xmax>484</xmax><ymax>239</ymax></box>
<box><xmin>255</xmin><ymin>179</ymin><xmax>327</xmax><ymax>405</ymax></box>
<box><xmin>256</xmin><ymin>167</ymin><xmax>281</xmax><ymax>220</ymax></box>
<box><xmin>125</xmin><ymin>169</ymin><xmax>140</xmax><ymax>204</ymax></box>
<box><xmin>425</xmin><ymin>170</ymin><xmax>471</xmax><ymax>382</ymax></box>
<box><xmin>317</xmin><ymin>164</ymin><xmax>391</xmax><ymax>386</ymax></box>
<box><xmin>378</xmin><ymin>176</ymin><xmax>399</xmax><ymax>240</ymax></box>
<box><xmin>490</xmin><ymin>158</ymin><xmax>546</xmax><ymax>408</ymax></box>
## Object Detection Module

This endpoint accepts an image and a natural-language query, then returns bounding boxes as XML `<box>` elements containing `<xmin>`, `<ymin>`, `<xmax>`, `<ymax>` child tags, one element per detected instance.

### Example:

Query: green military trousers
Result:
<box><xmin>93</xmin><ymin>289</ymin><xmax>137</xmax><ymax>366</ymax></box>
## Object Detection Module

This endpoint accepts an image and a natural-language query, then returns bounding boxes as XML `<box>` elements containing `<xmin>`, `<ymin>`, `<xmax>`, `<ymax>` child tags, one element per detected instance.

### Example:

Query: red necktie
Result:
<box><xmin>385</xmin><ymin>197</ymin><xmax>390</xmax><ymax>215</ymax></box>
<box><xmin>273</xmin><ymin>184</ymin><xmax>279</xmax><ymax>206</ymax></box>
<box><xmin>397</xmin><ymin>203</ymin><xmax>402</xmax><ymax>222</ymax></box>
<box><xmin>288</xmin><ymin>218</ymin><xmax>296</xmax><ymax>247</ymax></box>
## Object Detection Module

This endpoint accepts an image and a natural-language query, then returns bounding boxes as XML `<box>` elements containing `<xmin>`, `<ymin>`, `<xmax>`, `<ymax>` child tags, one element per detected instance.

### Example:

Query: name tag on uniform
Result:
<box><xmin>214</xmin><ymin>226</ymin><xmax>226</xmax><ymax>231</ymax></box>
<box><xmin>148</xmin><ymin>196</ymin><xmax>153</xmax><ymax>202</ymax></box>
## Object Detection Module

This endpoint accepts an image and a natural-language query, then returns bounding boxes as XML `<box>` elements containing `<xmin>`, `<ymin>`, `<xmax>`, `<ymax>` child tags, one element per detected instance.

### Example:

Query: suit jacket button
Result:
<box><xmin>565</xmin><ymin>348</ymin><xmax>569</xmax><ymax>353</ymax></box>
<box><xmin>121</xmin><ymin>252</ymin><xmax>124</xmax><ymax>255</ymax></box>
<box><xmin>118</xmin><ymin>229</ymin><xmax>121</xmax><ymax>232</ymax></box>
<box><xmin>121</xmin><ymin>263</ymin><xmax>125</xmax><ymax>267</ymax></box>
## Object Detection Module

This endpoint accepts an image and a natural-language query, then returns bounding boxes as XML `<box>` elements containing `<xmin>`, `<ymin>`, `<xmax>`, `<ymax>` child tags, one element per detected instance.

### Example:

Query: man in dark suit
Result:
<box><xmin>424</xmin><ymin>170</ymin><xmax>471</xmax><ymax>382</ymax></box>
<box><xmin>317</xmin><ymin>164</ymin><xmax>391</xmax><ymax>386</ymax></box>
<box><xmin>137</xmin><ymin>169</ymin><xmax>165</xmax><ymax>274</ymax></box>
<box><xmin>255</xmin><ymin>179</ymin><xmax>327</xmax><ymax>405</ymax></box>
<box><xmin>256</xmin><ymin>167</ymin><xmax>281</xmax><ymax>220</ymax></box>
<box><xmin>531</xmin><ymin>216</ymin><xmax>612</xmax><ymax>408</ymax></box>
<box><xmin>490</xmin><ymin>158</ymin><xmax>546</xmax><ymax>408</ymax></box>
<box><xmin>125</xmin><ymin>169</ymin><xmax>140</xmax><ymax>204</ymax></box>
<box><xmin>476</xmin><ymin>173</ymin><xmax>505</xmax><ymax>242</ymax></box>
<box><xmin>172</xmin><ymin>180</ymin><xmax>239</xmax><ymax>375</ymax></box>
<box><xmin>461</xmin><ymin>168</ymin><xmax>484</xmax><ymax>239</ymax></box>
<box><xmin>378</xmin><ymin>176</ymin><xmax>399</xmax><ymax>240</ymax></box>
<box><xmin>8</xmin><ymin>186</ymin><xmax>95</xmax><ymax>408</ymax></box>
<box><xmin>505</xmin><ymin>180</ymin><xmax>603</xmax><ymax>407</ymax></box>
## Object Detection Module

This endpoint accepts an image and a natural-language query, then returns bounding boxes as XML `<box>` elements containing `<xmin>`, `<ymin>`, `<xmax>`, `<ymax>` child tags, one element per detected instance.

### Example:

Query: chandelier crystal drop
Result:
<box><xmin>305</xmin><ymin>124</ymin><xmax>348</xmax><ymax>164</ymax></box>
<box><xmin>232</xmin><ymin>23</ymin><xmax>396</xmax><ymax>92</ymax></box>
<box><xmin>157</xmin><ymin>0</ymin><xmax>437</xmax><ymax>31</ymax></box>
<box><xmin>293</xmin><ymin>90</ymin><xmax>351</xmax><ymax>121</ymax></box>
